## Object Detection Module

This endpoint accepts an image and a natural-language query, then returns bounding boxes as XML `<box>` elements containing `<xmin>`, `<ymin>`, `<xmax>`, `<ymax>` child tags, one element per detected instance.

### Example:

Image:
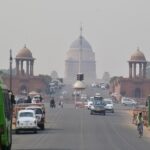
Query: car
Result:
<box><xmin>90</xmin><ymin>96</ymin><xmax>106</xmax><ymax>115</ymax></box>
<box><xmin>81</xmin><ymin>94</ymin><xmax>87</xmax><ymax>100</ymax></box>
<box><xmin>32</xmin><ymin>95</ymin><xmax>42</xmax><ymax>104</ymax></box>
<box><xmin>121</xmin><ymin>97</ymin><xmax>137</xmax><ymax>106</ymax></box>
<box><xmin>87</xmin><ymin>97</ymin><xmax>94</xmax><ymax>109</ymax></box>
<box><xmin>25</xmin><ymin>106</ymin><xmax>45</xmax><ymax>130</ymax></box>
<box><xmin>15</xmin><ymin>109</ymin><xmax>38</xmax><ymax>134</ymax></box>
<box><xmin>104</xmin><ymin>99</ymin><xmax>114</xmax><ymax>113</ymax></box>
<box><xmin>15</xmin><ymin>96</ymin><xmax>28</xmax><ymax>104</ymax></box>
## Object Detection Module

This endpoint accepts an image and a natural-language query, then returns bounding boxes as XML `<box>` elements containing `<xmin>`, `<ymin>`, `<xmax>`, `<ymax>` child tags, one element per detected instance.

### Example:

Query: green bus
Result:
<box><xmin>0</xmin><ymin>81</ymin><xmax>13</xmax><ymax>150</ymax></box>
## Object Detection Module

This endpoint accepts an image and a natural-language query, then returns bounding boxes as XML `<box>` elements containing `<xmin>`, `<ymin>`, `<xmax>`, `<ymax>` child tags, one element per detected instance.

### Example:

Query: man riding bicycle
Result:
<box><xmin>136</xmin><ymin>112</ymin><xmax>144</xmax><ymax>137</ymax></box>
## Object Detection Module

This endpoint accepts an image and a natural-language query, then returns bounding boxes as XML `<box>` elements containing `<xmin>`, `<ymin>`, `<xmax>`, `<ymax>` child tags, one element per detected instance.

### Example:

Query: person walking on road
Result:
<box><xmin>50</xmin><ymin>97</ymin><xmax>55</xmax><ymax>108</ymax></box>
<box><xmin>136</xmin><ymin>112</ymin><xmax>144</xmax><ymax>138</ymax></box>
<box><xmin>59</xmin><ymin>100</ymin><xmax>63</xmax><ymax>108</ymax></box>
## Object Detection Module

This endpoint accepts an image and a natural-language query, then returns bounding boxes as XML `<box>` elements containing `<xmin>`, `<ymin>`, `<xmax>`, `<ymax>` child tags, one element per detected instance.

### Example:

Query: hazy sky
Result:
<box><xmin>0</xmin><ymin>0</ymin><xmax>150</xmax><ymax>78</ymax></box>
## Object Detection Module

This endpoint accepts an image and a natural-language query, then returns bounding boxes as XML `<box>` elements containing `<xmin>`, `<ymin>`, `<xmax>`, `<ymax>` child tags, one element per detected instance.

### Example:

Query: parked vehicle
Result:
<box><xmin>25</xmin><ymin>106</ymin><xmax>45</xmax><ymax>130</ymax></box>
<box><xmin>121</xmin><ymin>97</ymin><xmax>137</xmax><ymax>106</ymax></box>
<box><xmin>0</xmin><ymin>82</ymin><xmax>13</xmax><ymax>150</ymax></box>
<box><xmin>104</xmin><ymin>99</ymin><xmax>114</xmax><ymax>113</ymax></box>
<box><xmin>90</xmin><ymin>96</ymin><xmax>106</xmax><ymax>115</ymax></box>
<box><xmin>15</xmin><ymin>109</ymin><xmax>38</xmax><ymax>134</ymax></box>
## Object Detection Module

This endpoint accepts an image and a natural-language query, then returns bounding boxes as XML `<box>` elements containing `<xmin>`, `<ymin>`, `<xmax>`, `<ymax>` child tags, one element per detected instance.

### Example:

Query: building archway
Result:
<box><xmin>19</xmin><ymin>85</ymin><xmax>28</xmax><ymax>95</ymax></box>
<box><xmin>134</xmin><ymin>88</ymin><xmax>141</xmax><ymax>98</ymax></box>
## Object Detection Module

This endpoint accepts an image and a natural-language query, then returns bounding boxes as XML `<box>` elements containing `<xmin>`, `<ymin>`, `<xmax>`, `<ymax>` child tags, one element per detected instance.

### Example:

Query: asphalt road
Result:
<box><xmin>12</xmin><ymin>103</ymin><xmax>150</xmax><ymax>150</ymax></box>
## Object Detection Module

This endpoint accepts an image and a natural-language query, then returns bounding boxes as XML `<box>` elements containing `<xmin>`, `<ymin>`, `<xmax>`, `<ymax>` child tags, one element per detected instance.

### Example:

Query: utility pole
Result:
<box><xmin>10</xmin><ymin>49</ymin><xmax>13</xmax><ymax>91</ymax></box>
<box><xmin>148</xmin><ymin>96</ymin><xmax>150</xmax><ymax>126</ymax></box>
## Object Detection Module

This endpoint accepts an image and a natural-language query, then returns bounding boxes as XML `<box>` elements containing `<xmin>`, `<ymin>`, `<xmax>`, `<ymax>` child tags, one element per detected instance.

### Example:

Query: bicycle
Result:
<box><xmin>137</xmin><ymin>123</ymin><xmax>143</xmax><ymax>138</ymax></box>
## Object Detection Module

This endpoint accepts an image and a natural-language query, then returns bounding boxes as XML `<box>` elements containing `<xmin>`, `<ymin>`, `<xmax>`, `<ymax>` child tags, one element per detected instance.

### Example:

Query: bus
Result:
<box><xmin>0</xmin><ymin>81</ymin><xmax>13</xmax><ymax>150</ymax></box>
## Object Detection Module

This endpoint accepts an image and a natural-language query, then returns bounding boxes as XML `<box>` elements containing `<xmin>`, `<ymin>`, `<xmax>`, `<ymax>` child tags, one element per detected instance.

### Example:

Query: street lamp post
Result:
<box><xmin>73</xmin><ymin>80</ymin><xmax>86</xmax><ymax>108</ymax></box>
<box><xmin>148</xmin><ymin>96</ymin><xmax>150</xmax><ymax>127</ymax></box>
<box><xmin>9</xmin><ymin>49</ymin><xmax>13</xmax><ymax>91</ymax></box>
<box><xmin>73</xmin><ymin>25</ymin><xmax>86</xmax><ymax>108</ymax></box>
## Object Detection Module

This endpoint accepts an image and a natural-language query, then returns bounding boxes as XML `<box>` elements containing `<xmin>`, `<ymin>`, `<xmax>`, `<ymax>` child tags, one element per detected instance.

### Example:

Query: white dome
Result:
<box><xmin>73</xmin><ymin>80</ymin><xmax>86</xmax><ymax>89</ymax></box>
<box><xmin>66</xmin><ymin>35</ymin><xmax>95</xmax><ymax>61</ymax></box>
<box><xmin>70</xmin><ymin>36</ymin><xmax>92</xmax><ymax>51</ymax></box>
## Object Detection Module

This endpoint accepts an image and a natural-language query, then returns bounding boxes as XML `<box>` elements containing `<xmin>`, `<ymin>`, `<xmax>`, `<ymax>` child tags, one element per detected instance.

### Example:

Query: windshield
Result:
<box><xmin>105</xmin><ymin>101</ymin><xmax>112</xmax><ymax>104</ymax></box>
<box><xmin>26</xmin><ymin>108</ymin><xmax>42</xmax><ymax>114</ymax></box>
<box><xmin>94</xmin><ymin>100</ymin><xmax>104</xmax><ymax>105</ymax></box>
<box><xmin>19</xmin><ymin>112</ymin><xmax>33</xmax><ymax>117</ymax></box>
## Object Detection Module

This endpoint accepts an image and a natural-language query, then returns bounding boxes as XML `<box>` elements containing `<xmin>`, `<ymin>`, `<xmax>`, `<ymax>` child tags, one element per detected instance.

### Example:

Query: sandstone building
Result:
<box><xmin>3</xmin><ymin>46</ymin><xmax>48</xmax><ymax>95</ymax></box>
<box><xmin>110</xmin><ymin>48</ymin><xmax>150</xmax><ymax>99</ymax></box>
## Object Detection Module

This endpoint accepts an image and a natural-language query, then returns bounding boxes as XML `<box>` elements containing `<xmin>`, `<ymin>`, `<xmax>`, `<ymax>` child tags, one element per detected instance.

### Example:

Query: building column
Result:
<box><xmin>129</xmin><ymin>62</ymin><xmax>132</xmax><ymax>78</ymax></box>
<box><xmin>143</xmin><ymin>63</ymin><xmax>147</xmax><ymax>78</ymax></box>
<box><xmin>16</xmin><ymin>59</ymin><xmax>19</xmax><ymax>76</ymax></box>
<box><xmin>139</xmin><ymin>63</ymin><xmax>142</xmax><ymax>78</ymax></box>
<box><xmin>29</xmin><ymin>60</ymin><xmax>31</xmax><ymax>75</ymax></box>
<box><xmin>32</xmin><ymin>60</ymin><xmax>34</xmax><ymax>76</ymax></box>
<box><xmin>26</xmin><ymin>60</ymin><xmax>29</xmax><ymax>76</ymax></box>
<box><xmin>134</xmin><ymin>63</ymin><xmax>136</xmax><ymax>78</ymax></box>
<box><xmin>30</xmin><ymin>60</ymin><xmax>34</xmax><ymax>76</ymax></box>
<box><xmin>21</xmin><ymin>60</ymin><xmax>23</xmax><ymax>76</ymax></box>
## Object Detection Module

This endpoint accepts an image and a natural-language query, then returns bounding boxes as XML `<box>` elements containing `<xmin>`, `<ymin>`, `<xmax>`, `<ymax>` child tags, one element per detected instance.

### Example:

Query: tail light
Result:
<box><xmin>17</xmin><ymin>120</ymin><xmax>19</xmax><ymax>124</ymax></box>
<box><xmin>34</xmin><ymin>120</ymin><xmax>37</xmax><ymax>124</ymax></box>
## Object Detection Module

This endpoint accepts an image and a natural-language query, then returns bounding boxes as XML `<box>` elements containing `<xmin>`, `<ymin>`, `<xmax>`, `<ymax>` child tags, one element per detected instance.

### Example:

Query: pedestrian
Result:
<box><xmin>136</xmin><ymin>112</ymin><xmax>144</xmax><ymax>137</ymax></box>
<box><xmin>27</xmin><ymin>95</ymin><xmax>31</xmax><ymax>103</ymax></box>
<box><xmin>59</xmin><ymin>100</ymin><xmax>63</xmax><ymax>108</ymax></box>
<box><xmin>50</xmin><ymin>97</ymin><xmax>55</xmax><ymax>108</ymax></box>
<box><xmin>8</xmin><ymin>90</ymin><xmax>16</xmax><ymax>104</ymax></box>
<box><xmin>40</xmin><ymin>95</ymin><xmax>43</xmax><ymax>102</ymax></box>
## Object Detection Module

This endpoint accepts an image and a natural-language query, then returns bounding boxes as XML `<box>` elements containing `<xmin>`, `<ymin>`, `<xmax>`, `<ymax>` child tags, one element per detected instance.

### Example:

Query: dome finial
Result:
<box><xmin>80</xmin><ymin>23</ymin><xmax>83</xmax><ymax>38</ymax></box>
<box><xmin>137</xmin><ymin>46</ymin><xmax>140</xmax><ymax>51</ymax></box>
<box><xmin>24</xmin><ymin>44</ymin><xmax>26</xmax><ymax>48</ymax></box>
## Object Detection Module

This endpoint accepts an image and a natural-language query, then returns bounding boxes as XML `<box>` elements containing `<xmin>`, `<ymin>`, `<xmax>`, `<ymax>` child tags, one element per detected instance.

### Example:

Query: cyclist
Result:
<box><xmin>136</xmin><ymin>112</ymin><xmax>144</xmax><ymax>137</ymax></box>
<box><xmin>50</xmin><ymin>97</ymin><xmax>55</xmax><ymax>108</ymax></box>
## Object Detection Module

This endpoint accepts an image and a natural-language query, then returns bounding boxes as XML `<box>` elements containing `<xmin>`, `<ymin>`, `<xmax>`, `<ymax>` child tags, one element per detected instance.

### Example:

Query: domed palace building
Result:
<box><xmin>3</xmin><ymin>45</ymin><xmax>48</xmax><ymax>95</ymax></box>
<box><xmin>110</xmin><ymin>48</ymin><xmax>150</xmax><ymax>100</ymax></box>
<box><xmin>64</xmin><ymin>30</ymin><xmax>96</xmax><ymax>84</ymax></box>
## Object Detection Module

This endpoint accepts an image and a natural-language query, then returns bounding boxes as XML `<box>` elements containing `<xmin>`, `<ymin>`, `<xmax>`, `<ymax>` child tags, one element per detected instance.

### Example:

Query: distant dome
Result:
<box><xmin>130</xmin><ymin>48</ymin><xmax>146</xmax><ymax>61</ymax></box>
<box><xmin>66</xmin><ymin>35</ymin><xmax>95</xmax><ymax>61</ymax></box>
<box><xmin>16</xmin><ymin>45</ymin><xmax>33</xmax><ymax>58</ymax></box>
<box><xmin>70</xmin><ymin>36</ymin><xmax>92</xmax><ymax>51</ymax></box>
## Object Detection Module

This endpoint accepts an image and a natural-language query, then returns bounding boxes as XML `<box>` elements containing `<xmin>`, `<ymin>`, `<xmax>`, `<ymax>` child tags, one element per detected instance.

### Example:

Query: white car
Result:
<box><xmin>104</xmin><ymin>99</ymin><xmax>114</xmax><ymax>113</ymax></box>
<box><xmin>25</xmin><ymin>106</ymin><xmax>45</xmax><ymax>130</ymax></box>
<box><xmin>121</xmin><ymin>97</ymin><xmax>137</xmax><ymax>106</ymax></box>
<box><xmin>15</xmin><ymin>109</ymin><xmax>38</xmax><ymax>134</ymax></box>
<box><xmin>87</xmin><ymin>97</ymin><xmax>94</xmax><ymax>109</ymax></box>
<box><xmin>32</xmin><ymin>95</ymin><xmax>41</xmax><ymax>104</ymax></box>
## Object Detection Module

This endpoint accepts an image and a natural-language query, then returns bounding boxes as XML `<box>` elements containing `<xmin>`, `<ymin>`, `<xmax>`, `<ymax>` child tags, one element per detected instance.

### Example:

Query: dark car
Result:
<box><xmin>90</xmin><ymin>96</ymin><xmax>106</xmax><ymax>115</ymax></box>
<box><xmin>16</xmin><ymin>98</ymin><xmax>28</xmax><ymax>104</ymax></box>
